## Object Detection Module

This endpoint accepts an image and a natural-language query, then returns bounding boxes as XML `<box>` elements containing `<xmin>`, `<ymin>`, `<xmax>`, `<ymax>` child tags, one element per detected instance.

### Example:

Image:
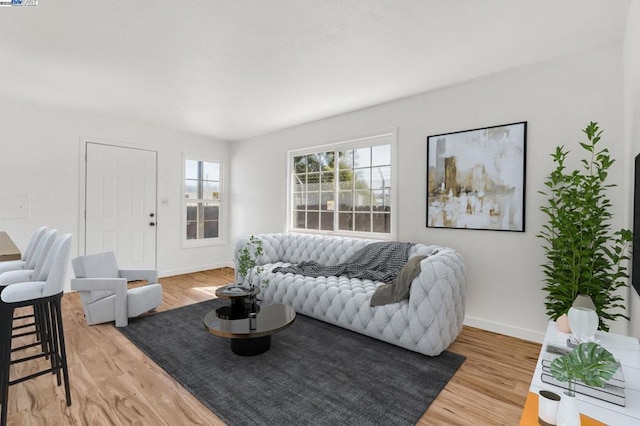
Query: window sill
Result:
<box><xmin>181</xmin><ymin>238</ymin><xmax>227</xmax><ymax>249</ymax></box>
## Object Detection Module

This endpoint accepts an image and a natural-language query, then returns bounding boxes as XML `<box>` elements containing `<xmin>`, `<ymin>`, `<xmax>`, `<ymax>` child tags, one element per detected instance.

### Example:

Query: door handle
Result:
<box><xmin>150</xmin><ymin>222</ymin><xmax>156</xmax><ymax>227</ymax></box>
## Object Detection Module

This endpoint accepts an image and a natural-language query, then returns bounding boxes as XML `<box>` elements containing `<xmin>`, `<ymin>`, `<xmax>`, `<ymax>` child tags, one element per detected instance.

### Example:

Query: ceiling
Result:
<box><xmin>0</xmin><ymin>0</ymin><xmax>631</xmax><ymax>141</ymax></box>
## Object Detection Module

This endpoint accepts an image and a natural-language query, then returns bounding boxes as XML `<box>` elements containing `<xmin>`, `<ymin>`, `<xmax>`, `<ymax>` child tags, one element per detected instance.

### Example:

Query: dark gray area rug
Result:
<box><xmin>119</xmin><ymin>298</ymin><xmax>465</xmax><ymax>426</ymax></box>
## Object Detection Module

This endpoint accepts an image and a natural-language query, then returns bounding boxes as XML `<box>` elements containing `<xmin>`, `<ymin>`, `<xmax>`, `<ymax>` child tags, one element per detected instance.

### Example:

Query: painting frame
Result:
<box><xmin>426</xmin><ymin>121</ymin><xmax>526</xmax><ymax>232</ymax></box>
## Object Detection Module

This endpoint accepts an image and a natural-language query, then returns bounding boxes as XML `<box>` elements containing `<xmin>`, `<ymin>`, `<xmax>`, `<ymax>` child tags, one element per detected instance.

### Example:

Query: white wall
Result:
<box><xmin>0</xmin><ymin>97</ymin><xmax>231</xmax><ymax>278</ymax></box>
<box><xmin>230</xmin><ymin>44</ymin><xmax>626</xmax><ymax>342</ymax></box>
<box><xmin>625</xmin><ymin>1</ymin><xmax>640</xmax><ymax>339</ymax></box>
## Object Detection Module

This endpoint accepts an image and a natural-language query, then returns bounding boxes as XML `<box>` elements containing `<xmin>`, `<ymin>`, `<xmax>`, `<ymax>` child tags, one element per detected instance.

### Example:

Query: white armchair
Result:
<box><xmin>70</xmin><ymin>252</ymin><xmax>162</xmax><ymax>327</ymax></box>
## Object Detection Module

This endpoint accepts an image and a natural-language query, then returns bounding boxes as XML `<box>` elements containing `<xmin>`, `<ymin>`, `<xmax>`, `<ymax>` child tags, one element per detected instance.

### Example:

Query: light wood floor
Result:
<box><xmin>5</xmin><ymin>268</ymin><xmax>541</xmax><ymax>425</ymax></box>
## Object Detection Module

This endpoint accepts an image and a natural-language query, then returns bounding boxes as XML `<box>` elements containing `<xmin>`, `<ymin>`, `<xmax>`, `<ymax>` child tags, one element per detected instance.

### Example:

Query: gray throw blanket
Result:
<box><xmin>272</xmin><ymin>241</ymin><xmax>414</xmax><ymax>284</ymax></box>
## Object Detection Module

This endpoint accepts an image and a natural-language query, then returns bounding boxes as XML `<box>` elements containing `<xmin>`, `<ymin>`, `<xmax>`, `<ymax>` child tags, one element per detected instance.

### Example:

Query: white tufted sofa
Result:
<box><xmin>235</xmin><ymin>233</ymin><xmax>466</xmax><ymax>356</ymax></box>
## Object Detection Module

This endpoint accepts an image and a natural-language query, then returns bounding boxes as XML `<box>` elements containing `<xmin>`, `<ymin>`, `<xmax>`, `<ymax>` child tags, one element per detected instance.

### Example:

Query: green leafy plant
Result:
<box><xmin>236</xmin><ymin>235</ymin><xmax>269</xmax><ymax>289</ymax></box>
<box><xmin>538</xmin><ymin>122</ymin><xmax>632</xmax><ymax>331</ymax></box>
<box><xmin>550</xmin><ymin>342</ymin><xmax>618</xmax><ymax>396</ymax></box>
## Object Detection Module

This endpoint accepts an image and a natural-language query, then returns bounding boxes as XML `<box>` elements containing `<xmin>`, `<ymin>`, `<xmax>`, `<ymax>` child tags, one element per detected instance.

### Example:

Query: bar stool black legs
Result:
<box><xmin>0</xmin><ymin>293</ymin><xmax>71</xmax><ymax>426</ymax></box>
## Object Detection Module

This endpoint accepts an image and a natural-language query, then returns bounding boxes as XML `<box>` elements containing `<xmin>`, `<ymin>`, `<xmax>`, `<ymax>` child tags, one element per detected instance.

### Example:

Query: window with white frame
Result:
<box><xmin>184</xmin><ymin>159</ymin><xmax>222</xmax><ymax>242</ymax></box>
<box><xmin>289</xmin><ymin>131</ymin><xmax>396</xmax><ymax>238</ymax></box>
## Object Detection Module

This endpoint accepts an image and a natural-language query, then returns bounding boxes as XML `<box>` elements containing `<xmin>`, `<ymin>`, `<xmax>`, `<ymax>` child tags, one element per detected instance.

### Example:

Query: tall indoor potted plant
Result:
<box><xmin>538</xmin><ymin>122</ymin><xmax>632</xmax><ymax>331</ymax></box>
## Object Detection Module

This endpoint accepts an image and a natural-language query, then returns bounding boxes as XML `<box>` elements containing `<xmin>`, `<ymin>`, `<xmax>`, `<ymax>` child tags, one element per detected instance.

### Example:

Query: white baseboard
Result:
<box><xmin>159</xmin><ymin>261</ymin><xmax>234</xmax><ymax>278</ymax></box>
<box><xmin>464</xmin><ymin>315</ymin><xmax>545</xmax><ymax>343</ymax></box>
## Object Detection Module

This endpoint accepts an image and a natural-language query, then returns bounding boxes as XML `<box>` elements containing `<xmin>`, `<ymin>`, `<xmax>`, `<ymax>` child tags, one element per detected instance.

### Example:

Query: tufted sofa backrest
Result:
<box><xmin>236</xmin><ymin>233</ymin><xmax>380</xmax><ymax>266</ymax></box>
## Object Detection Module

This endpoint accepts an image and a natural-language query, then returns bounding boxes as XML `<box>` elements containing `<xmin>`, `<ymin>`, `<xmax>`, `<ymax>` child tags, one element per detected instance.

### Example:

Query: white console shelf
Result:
<box><xmin>528</xmin><ymin>321</ymin><xmax>640</xmax><ymax>424</ymax></box>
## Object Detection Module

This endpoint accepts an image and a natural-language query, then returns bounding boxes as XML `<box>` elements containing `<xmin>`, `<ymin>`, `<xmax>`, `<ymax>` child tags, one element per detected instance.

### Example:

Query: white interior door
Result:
<box><xmin>85</xmin><ymin>142</ymin><xmax>157</xmax><ymax>269</ymax></box>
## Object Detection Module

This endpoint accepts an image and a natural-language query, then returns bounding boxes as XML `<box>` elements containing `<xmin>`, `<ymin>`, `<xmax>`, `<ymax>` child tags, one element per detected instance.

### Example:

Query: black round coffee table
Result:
<box><xmin>204</xmin><ymin>303</ymin><xmax>296</xmax><ymax>356</ymax></box>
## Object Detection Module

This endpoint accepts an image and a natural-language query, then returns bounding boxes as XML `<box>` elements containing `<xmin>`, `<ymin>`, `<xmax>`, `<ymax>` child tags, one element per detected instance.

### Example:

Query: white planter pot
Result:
<box><xmin>557</xmin><ymin>391</ymin><xmax>581</xmax><ymax>426</ymax></box>
<box><xmin>568</xmin><ymin>306</ymin><xmax>598</xmax><ymax>341</ymax></box>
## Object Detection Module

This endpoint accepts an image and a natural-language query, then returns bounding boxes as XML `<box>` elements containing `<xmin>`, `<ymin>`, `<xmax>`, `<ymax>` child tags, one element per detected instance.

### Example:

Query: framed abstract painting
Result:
<box><xmin>426</xmin><ymin>121</ymin><xmax>526</xmax><ymax>232</ymax></box>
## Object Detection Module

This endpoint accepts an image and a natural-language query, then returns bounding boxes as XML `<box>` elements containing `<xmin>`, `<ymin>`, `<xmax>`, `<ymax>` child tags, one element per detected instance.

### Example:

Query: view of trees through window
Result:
<box><xmin>292</xmin><ymin>144</ymin><xmax>391</xmax><ymax>234</ymax></box>
<box><xmin>185</xmin><ymin>160</ymin><xmax>221</xmax><ymax>240</ymax></box>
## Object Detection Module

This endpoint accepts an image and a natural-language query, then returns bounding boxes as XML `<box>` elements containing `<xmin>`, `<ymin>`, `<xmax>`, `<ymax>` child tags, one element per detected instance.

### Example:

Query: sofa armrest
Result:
<box><xmin>409</xmin><ymin>247</ymin><xmax>466</xmax><ymax>328</ymax></box>
<box><xmin>70</xmin><ymin>277</ymin><xmax>129</xmax><ymax>327</ymax></box>
<box><xmin>119</xmin><ymin>269</ymin><xmax>158</xmax><ymax>284</ymax></box>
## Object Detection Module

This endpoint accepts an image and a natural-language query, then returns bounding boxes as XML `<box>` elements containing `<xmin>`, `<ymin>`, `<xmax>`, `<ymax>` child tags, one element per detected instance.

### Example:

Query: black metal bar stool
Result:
<box><xmin>0</xmin><ymin>234</ymin><xmax>72</xmax><ymax>426</ymax></box>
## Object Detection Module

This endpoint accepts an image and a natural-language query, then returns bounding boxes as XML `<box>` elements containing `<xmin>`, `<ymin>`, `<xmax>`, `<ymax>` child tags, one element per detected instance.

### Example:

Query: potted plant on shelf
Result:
<box><xmin>538</xmin><ymin>122</ymin><xmax>632</xmax><ymax>332</ymax></box>
<box><xmin>549</xmin><ymin>342</ymin><xmax>618</xmax><ymax>425</ymax></box>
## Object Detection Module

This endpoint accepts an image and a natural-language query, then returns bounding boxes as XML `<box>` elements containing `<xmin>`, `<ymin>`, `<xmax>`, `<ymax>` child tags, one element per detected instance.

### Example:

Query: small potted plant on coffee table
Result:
<box><xmin>236</xmin><ymin>235</ymin><xmax>269</xmax><ymax>291</ymax></box>
<box><xmin>549</xmin><ymin>342</ymin><xmax>618</xmax><ymax>425</ymax></box>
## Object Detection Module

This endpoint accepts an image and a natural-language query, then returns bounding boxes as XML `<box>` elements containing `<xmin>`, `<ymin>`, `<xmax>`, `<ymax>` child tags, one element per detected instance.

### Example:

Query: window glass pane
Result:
<box><xmin>307</xmin><ymin>192</ymin><xmax>320</xmax><ymax>210</ymax></box>
<box><xmin>320</xmin><ymin>212</ymin><xmax>334</xmax><ymax>231</ymax></box>
<box><xmin>321</xmin><ymin>172</ymin><xmax>334</xmax><ymax>191</ymax></box>
<box><xmin>294</xmin><ymin>156</ymin><xmax>307</xmax><ymax>173</ymax></box>
<box><xmin>307</xmin><ymin>212</ymin><xmax>320</xmax><ymax>230</ymax></box>
<box><xmin>202</xmin><ymin>162</ymin><xmax>220</xmax><ymax>181</ymax></box>
<box><xmin>295</xmin><ymin>211</ymin><xmax>305</xmax><ymax>228</ymax></box>
<box><xmin>339</xmin><ymin>213</ymin><xmax>353</xmax><ymax>230</ymax></box>
<box><xmin>203</xmin><ymin>220</ymin><xmax>219</xmax><ymax>238</ymax></box>
<box><xmin>294</xmin><ymin>174</ymin><xmax>306</xmax><ymax>192</ymax></box>
<box><xmin>321</xmin><ymin>152</ymin><xmax>335</xmax><ymax>170</ymax></box>
<box><xmin>186</xmin><ymin>201</ymin><xmax>198</xmax><ymax>220</ymax></box>
<box><xmin>354</xmin><ymin>190</ymin><xmax>371</xmax><ymax>210</ymax></box>
<box><xmin>339</xmin><ymin>151</ymin><xmax>353</xmax><ymax>169</ymax></box>
<box><xmin>202</xmin><ymin>181</ymin><xmax>220</xmax><ymax>199</ymax></box>
<box><xmin>185</xmin><ymin>160</ymin><xmax>199</xmax><ymax>180</ymax></box>
<box><xmin>320</xmin><ymin>192</ymin><xmax>334</xmax><ymax>210</ymax></box>
<box><xmin>372</xmin><ymin>214</ymin><xmax>390</xmax><ymax>233</ymax></box>
<box><xmin>372</xmin><ymin>145</ymin><xmax>391</xmax><ymax>167</ymax></box>
<box><xmin>338</xmin><ymin>172</ymin><xmax>352</xmax><ymax>190</ymax></box>
<box><xmin>354</xmin><ymin>147</ymin><xmax>371</xmax><ymax>168</ymax></box>
<box><xmin>339</xmin><ymin>192</ymin><xmax>353</xmax><ymax>211</ymax></box>
<box><xmin>293</xmin><ymin>193</ymin><xmax>305</xmax><ymax>210</ymax></box>
<box><xmin>307</xmin><ymin>172</ymin><xmax>320</xmax><ymax>192</ymax></box>
<box><xmin>186</xmin><ymin>221</ymin><xmax>197</xmax><ymax>239</ymax></box>
<box><xmin>354</xmin><ymin>169</ymin><xmax>371</xmax><ymax>189</ymax></box>
<box><xmin>203</xmin><ymin>202</ymin><xmax>219</xmax><ymax>220</ymax></box>
<box><xmin>185</xmin><ymin>180</ymin><xmax>198</xmax><ymax>199</ymax></box>
<box><xmin>307</xmin><ymin>154</ymin><xmax>321</xmax><ymax>172</ymax></box>
<box><xmin>354</xmin><ymin>213</ymin><xmax>371</xmax><ymax>232</ymax></box>
<box><xmin>371</xmin><ymin>166</ymin><xmax>391</xmax><ymax>190</ymax></box>
<box><xmin>372</xmin><ymin>190</ymin><xmax>391</xmax><ymax>211</ymax></box>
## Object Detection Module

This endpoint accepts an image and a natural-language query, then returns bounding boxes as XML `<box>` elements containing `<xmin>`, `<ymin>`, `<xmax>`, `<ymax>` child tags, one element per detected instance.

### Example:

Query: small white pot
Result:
<box><xmin>556</xmin><ymin>391</ymin><xmax>581</xmax><ymax>426</ymax></box>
